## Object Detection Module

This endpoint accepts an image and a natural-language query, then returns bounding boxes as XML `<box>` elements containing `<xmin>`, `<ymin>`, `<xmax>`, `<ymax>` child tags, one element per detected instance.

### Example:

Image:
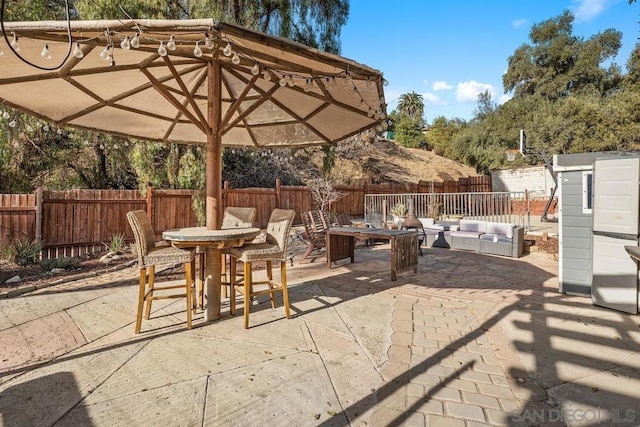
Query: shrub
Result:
<box><xmin>40</xmin><ymin>256</ymin><xmax>80</xmax><ymax>272</ymax></box>
<box><xmin>0</xmin><ymin>239</ymin><xmax>43</xmax><ymax>266</ymax></box>
<box><xmin>103</xmin><ymin>233</ymin><xmax>126</xmax><ymax>254</ymax></box>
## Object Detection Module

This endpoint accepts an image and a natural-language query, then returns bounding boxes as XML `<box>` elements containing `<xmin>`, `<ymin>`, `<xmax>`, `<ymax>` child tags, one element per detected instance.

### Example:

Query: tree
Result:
<box><xmin>425</xmin><ymin>116</ymin><xmax>467</xmax><ymax>157</ymax></box>
<box><xmin>397</xmin><ymin>91</ymin><xmax>425</xmax><ymax>123</ymax></box>
<box><xmin>503</xmin><ymin>10</ymin><xmax>622</xmax><ymax>100</ymax></box>
<box><xmin>472</xmin><ymin>90</ymin><xmax>496</xmax><ymax>122</ymax></box>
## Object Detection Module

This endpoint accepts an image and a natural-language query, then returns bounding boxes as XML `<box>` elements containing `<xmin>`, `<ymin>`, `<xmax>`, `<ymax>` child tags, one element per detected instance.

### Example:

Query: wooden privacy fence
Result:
<box><xmin>0</xmin><ymin>175</ymin><xmax>491</xmax><ymax>259</ymax></box>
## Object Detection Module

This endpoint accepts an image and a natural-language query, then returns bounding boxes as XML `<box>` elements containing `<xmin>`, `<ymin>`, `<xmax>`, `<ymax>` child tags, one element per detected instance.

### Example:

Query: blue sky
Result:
<box><xmin>340</xmin><ymin>0</ymin><xmax>640</xmax><ymax>122</ymax></box>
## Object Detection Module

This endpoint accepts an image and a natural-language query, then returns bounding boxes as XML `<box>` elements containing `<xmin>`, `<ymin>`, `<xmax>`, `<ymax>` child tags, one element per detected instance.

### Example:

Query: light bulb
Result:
<box><xmin>304</xmin><ymin>78</ymin><xmax>313</xmax><ymax>92</ymax></box>
<box><xmin>9</xmin><ymin>120</ymin><xmax>16</xmax><ymax>128</ymax></box>
<box><xmin>158</xmin><ymin>41</ymin><xmax>167</xmax><ymax>57</ymax></box>
<box><xmin>193</xmin><ymin>42</ymin><xmax>202</xmax><ymax>57</ymax></box>
<box><xmin>167</xmin><ymin>35</ymin><xmax>176</xmax><ymax>51</ymax></box>
<box><xmin>279</xmin><ymin>75</ymin><xmax>287</xmax><ymax>87</ymax></box>
<box><xmin>231</xmin><ymin>52</ymin><xmax>240</xmax><ymax>65</ymax></box>
<box><xmin>41</xmin><ymin>44</ymin><xmax>52</xmax><ymax>60</ymax></box>
<box><xmin>263</xmin><ymin>69</ymin><xmax>271</xmax><ymax>81</ymax></box>
<box><xmin>73</xmin><ymin>42</ymin><xmax>84</xmax><ymax>58</ymax></box>
<box><xmin>205</xmin><ymin>33</ymin><xmax>214</xmax><ymax>49</ymax></box>
<box><xmin>120</xmin><ymin>36</ymin><xmax>130</xmax><ymax>50</ymax></box>
<box><xmin>2</xmin><ymin>111</ymin><xmax>9</xmax><ymax>119</ymax></box>
<box><xmin>10</xmin><ymin>33</ymin><xmax>19</xmax><ymax>51</ymax></box>
<box><xmin>131</xmin><ymin>32</ymin><xmax>140</xmax><ymax>49</ymax></box>
<box><xmin>367</xmin><ymin>108</ymin><xmax>374</xmax><ymax>118</ymax></box>
<box><xmin>99</xmin><ymin>45</ymin><xmax>110</xmax><ymax>60</ymax></box>
<box><xmin>251</xmin><ymin>63</ymin><xmax>260</xmax><ymax>76</ymax></box>
<box><xmin>223</xmin><ymin>42</ymin><xmax>232</xmax><ymax>56</ymax></box>
<box><xmin>109</xmin><ymin>57</ymin><xmax>116</xmax><ymax>67</ymax></box>
<box><xmin>43</xmin><ymin>125</ymin><xmax>49</xmax><ymax>131</ymax></box>
<box><xmin>287</xmin><ymin>75</ymin><xmax>295</xmax><ymax>87</ymax></box>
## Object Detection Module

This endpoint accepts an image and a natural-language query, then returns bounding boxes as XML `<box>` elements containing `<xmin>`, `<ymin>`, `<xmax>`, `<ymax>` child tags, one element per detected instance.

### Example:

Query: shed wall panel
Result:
<box><xmin>560</xmin><ymin>171</ymin><xmax>592</xmax><ymax>294</ymax></box>
<box><xmin>560</xmin><ymin>172</ymin><xmax>593</xmax><ymax>294</ymax></box>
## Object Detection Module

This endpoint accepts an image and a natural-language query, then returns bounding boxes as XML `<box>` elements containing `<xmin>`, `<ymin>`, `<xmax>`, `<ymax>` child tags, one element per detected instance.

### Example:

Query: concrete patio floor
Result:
<box><xmin>1</xmin><ymin>242</ymin><xmax>639</xmax><ymax>426</ymax></box>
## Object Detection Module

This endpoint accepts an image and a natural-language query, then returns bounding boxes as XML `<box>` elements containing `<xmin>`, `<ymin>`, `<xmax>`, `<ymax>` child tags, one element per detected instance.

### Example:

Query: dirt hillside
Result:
<box><xmin>328</xmin><ymin>138</ymin><xmax>480</xmax><ymax>184</ymax></box>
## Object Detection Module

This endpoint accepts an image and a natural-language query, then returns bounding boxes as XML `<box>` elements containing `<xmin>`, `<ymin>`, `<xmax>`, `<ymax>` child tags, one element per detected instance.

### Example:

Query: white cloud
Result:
<box><xmin>499</xmin><ymin>93</ymin><xmax>512</xmax><ymax>104</ymax></box>
<box><xmin>422</xmin><ymin>92</ymin><xmax>448</xmax><ymax>106</ymax></box>
<box><xmin>512</xmin><ymin>18</ymin><xmax>528</xmax><ymax>29</ymax></box>
<box><xmin>456</xmin><ymin>81</ymin><xmax>496</xmax><ymax>103</ymax></box>
<box><xmin>571</xmin><ymin>0</ymin><xmax>613</xmax><ymax>23</ymax></box>
<box><xmin>433</xmin><ymin>80</ymin><xmax>453</xmax><ymax>91</ymax></box>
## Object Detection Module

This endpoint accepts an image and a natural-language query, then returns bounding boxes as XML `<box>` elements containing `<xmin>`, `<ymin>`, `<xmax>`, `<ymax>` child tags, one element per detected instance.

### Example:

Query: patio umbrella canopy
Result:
<box><xmin>0</xmin><ymin>19</ymin><xmax>386</xmax><ymax>227</ymax></box>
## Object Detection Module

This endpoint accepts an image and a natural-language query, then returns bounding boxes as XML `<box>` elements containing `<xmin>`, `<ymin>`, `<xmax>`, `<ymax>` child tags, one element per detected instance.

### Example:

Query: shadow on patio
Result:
<box><xmin>0</xmin><ymin>243</ymin><xmax>638</xmax><ymax>426</ymax></box>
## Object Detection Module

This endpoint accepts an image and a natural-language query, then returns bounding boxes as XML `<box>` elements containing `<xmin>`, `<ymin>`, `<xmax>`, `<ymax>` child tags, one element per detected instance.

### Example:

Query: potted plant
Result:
<box><xmin>390</xmin><ymin>203</ymin><xmax>407</xmax><ymax>228</ymax></box>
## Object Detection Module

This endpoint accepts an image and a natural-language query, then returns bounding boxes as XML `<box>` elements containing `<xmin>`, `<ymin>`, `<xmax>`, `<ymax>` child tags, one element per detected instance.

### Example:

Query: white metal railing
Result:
<box><xmin>364</xmin><ymin>192</ymin><xmax>530</xmax><ymax>230</ymax></box>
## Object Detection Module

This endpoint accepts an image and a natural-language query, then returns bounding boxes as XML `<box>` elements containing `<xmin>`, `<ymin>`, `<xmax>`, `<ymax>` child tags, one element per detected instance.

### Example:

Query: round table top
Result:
<box><xmin>162</xmin><ymin>227</ymin><xmax>261</xmax><ymax>243</ymax></box>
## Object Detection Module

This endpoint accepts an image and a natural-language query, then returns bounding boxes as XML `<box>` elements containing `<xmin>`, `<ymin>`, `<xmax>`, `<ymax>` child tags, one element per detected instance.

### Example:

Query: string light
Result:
<box><xmin>223</xmin><ymin>42</ymin><xmax>232</xmax><ymax>57</ymax></box>
<box><xmin>304</xmin><ymin>78</ymin><xmax>313</xmax><ymax>92</ymax></box>
<box><xmin>205</xmin><ymin>33</ymin><xmax>214</xmax><ymax>49</ymax></box>
<box><xmin>231</xmin><ymin>52</ymin><xmax>240</xmax><ymax>65</ymax></box>
<box><xmin>40</xmin><ymin>44</ymin><xmax>51</xmax><ymax>60</ymax></box>
<box><xmin>10</xmin><ymin>32</ymin><xmax>19</xmax><ymax>51</ymax></box>
<box><xmin>251</xmin><ymin>63</ymin><xmax>260</xmax><ymax>76</ymax></box>
<box><xmin>72</xmin><ymin>42</ymin><xmax>84</xmax><ymax>58</ymax></box>
<box><xmin>279</xmin><ymin>74</ymin><xmax>287</xmax><ymax>87</ymax></box>
<box><xmin>286</xmin><ymin>75</ymin><xmax>295</xmax><ymax>87</ymax></box>
<box><xmin>99</xmin><ymin>45</ymin><xmax>110</xmax><ymax>61</ymax></box>
<box><xmin>130</xmin><ymin>32</ymin><xmax>140</xmax><ymax>49</ymax></box>
<box><xmin>158</xmin><ymin>41</ymin><xmax>167</xmax><ymax>57</ymax></box>
<box><xmin>263</xmin><ymin>69</ymin><xmax>272</xmax><ymax>81</ymax></box>
<box><xmin>120</xmin><ymin>36</ymin><xmax>130</xmax><ymax>50</ymax></box>
<box><xmin>166</xmin><ymin>35</ymin><xmax>176</xmax><ymax>51</ymax></box>
<box><xmin>2</xmin><ymin>111</ymin><xmax>9</xmax><ymax>119</ymax></box>
<box><xmin>193</xmin><ymin>41</ymin><xmax>202</xmax><ymax>58</ymax></box>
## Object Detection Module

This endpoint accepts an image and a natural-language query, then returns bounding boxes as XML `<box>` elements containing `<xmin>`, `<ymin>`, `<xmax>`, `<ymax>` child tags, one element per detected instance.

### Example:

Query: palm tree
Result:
<box><xmin>397</xmin><ymin>91</ymin><xmax>425</xmax><ymax>121</ymax></box>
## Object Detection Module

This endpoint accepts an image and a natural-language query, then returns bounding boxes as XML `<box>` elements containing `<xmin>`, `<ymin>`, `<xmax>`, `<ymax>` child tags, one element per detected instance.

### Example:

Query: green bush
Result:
<box><xmin>103</xmin><ymin>233</ymin><xmax>126</xmax><ymax>254</ymax></box>
<box><xmin>0</xmin><ymin>239</ymin><xmax>43</xmax><ymax>266</ymax></box>
<box><xmin>40</xmin><ymin>256</ymin><xmax>80</xmax><ymax>272</ymax></box>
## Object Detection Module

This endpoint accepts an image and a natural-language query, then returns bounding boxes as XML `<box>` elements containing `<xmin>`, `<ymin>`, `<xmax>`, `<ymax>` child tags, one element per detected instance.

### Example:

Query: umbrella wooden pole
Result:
<box><xmin>204</xmin><ymin>59</ymin><xmax>224</xmax><ymax>322</ymax></box>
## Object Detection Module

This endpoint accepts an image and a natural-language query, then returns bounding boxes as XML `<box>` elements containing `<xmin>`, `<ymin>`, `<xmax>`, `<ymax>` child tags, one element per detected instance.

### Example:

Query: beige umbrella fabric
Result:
<box><xmin>0</xmin><ymin>19</ymin><xmax>385</xmax><ymax>227</ymax></box>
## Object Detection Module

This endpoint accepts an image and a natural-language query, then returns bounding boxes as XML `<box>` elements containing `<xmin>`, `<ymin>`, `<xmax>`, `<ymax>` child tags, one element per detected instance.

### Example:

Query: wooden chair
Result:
<box><xmin>219</xmin><ymin>207</ymin><xmax>258</xmax><ymax>301</ymax></box>
<box><xmin>300</xmin><ymin>209</ymin><xmax>331</xmax><ymax>260</ymax></box>
<box><xmin>126</xmin><ymin>210</ymin><xmax>196</xmax><ymax>334</ymax></box>
<box><xmin>228</xmin><ymin>208</ymin><xmax>296</xmax><ymax>328</ymax></box>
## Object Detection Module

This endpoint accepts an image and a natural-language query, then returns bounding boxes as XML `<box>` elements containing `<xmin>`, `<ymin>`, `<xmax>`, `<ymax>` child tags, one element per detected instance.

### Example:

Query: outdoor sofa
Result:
<box><xmin>418</xmin><ymin>218</ymin><xmax>524</xmax><ymax>258</ymax></box>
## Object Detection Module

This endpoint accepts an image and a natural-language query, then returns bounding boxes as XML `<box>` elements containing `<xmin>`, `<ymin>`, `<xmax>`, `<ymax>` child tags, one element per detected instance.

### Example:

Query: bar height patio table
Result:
<box><xmin>163</xmin><ymin>227</ymin><xmax>261</xmax><ymax>322</ymax></box>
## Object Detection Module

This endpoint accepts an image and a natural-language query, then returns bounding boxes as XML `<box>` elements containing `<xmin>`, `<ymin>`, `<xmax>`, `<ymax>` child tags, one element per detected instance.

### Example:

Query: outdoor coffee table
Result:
<box><xmin>163</xmin><ymin>226</ymin><xmax>260</xmax><ymax>322</ymax></box>
<box><xmin>326</xmin><ymin>227</ymin><xmax>419</xmax><ymax>280</ymax></box>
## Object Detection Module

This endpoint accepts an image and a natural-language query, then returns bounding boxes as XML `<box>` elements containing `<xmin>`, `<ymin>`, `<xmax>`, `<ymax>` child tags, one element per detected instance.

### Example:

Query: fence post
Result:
<box><xmin>275</xmin><ymin>178</ymin><xmax>281</xmax><ymax>208</ymax></box>
<box><xmin>146</xmin><ymin>186</ymin><xmax>153</xmax><ymax>221</ymax></box>
<box><xmin>35</xmin><ymin>187</ymin><xmax>43</xmax><ymax>243</ymax></box>
<box><xmin>223</xmin><ymin>181</ymin><xmax>229</xmax><ymax>211</ymax></box>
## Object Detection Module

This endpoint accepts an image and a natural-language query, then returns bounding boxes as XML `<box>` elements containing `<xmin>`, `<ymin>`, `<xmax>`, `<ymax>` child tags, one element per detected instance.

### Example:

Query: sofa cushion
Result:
<box><xmin>450</xmin><ymin>230</ymin><xmax>483</xmax><ymax>239</ymax></box>
<box><xmin>485</xmin><ymin>222</ymin><xmax>514</xmax><ymax>239</ymax></box>
<box><xmin>458</xmin><ymin>219</ymin><xmax>486</xmax><ymax>233</ymax></box>
<box><xmin>419</xmin><ymin>218</ymin><xmax>435</xmax><ymax>228</ymax></box>
<box><xmin>480</xmin><ymin>233</ymin><xmax>512</xmax><ymax>243</ymax></box>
